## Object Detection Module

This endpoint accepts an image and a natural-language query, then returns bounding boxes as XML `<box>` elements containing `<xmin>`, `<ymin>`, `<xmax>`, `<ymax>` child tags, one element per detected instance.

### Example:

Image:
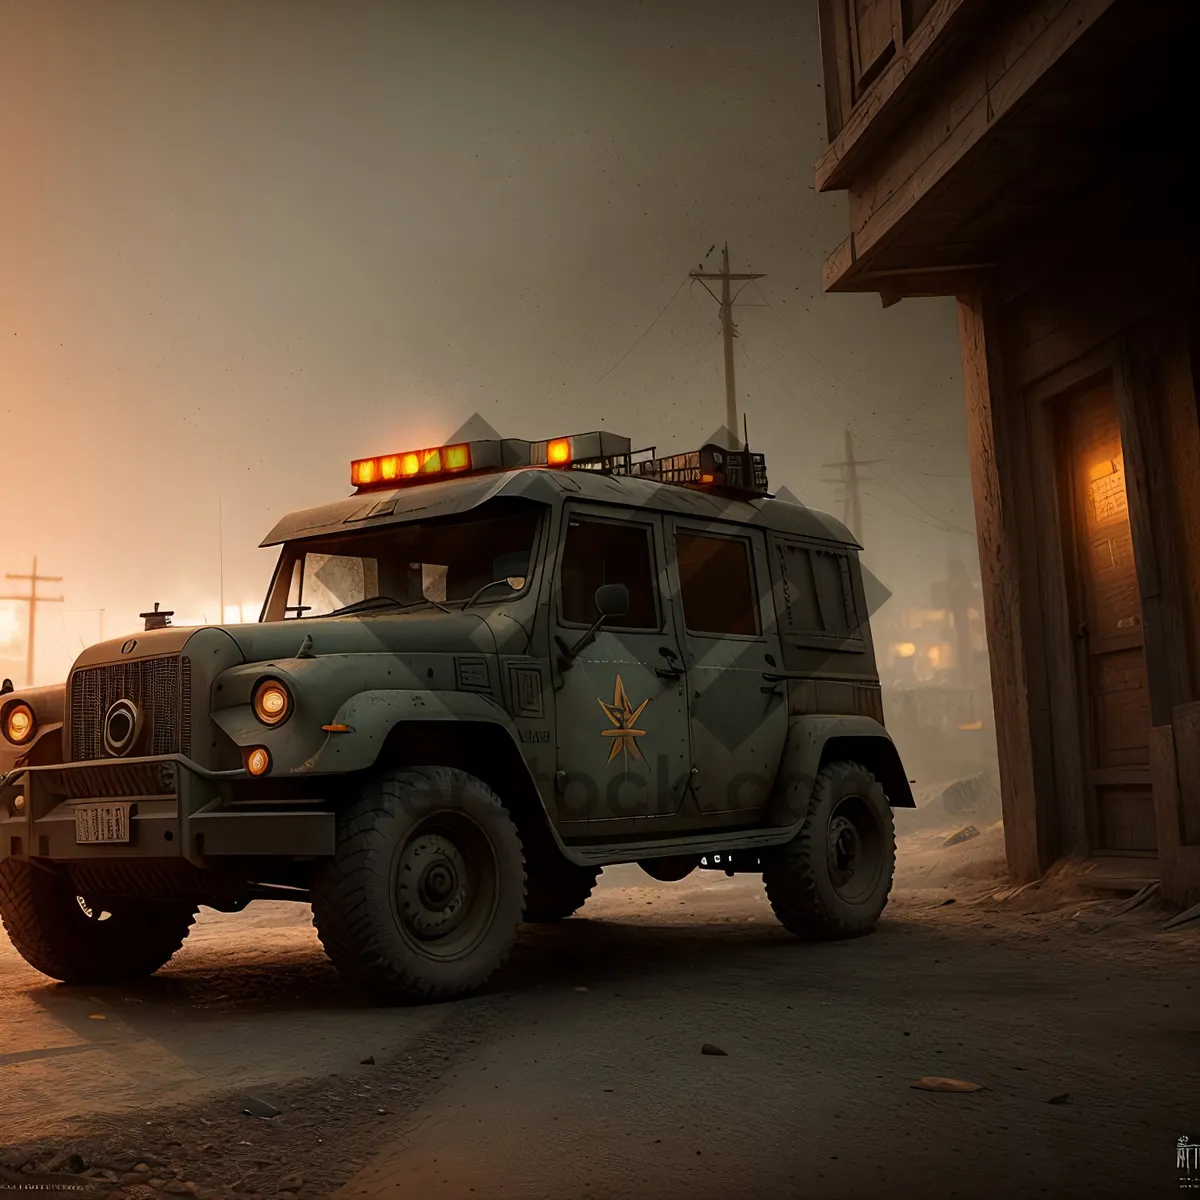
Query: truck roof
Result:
<box><xmin>260</xmin><ymin>467</ymin><xmax>860</xmax><ymax>549</ymax></box>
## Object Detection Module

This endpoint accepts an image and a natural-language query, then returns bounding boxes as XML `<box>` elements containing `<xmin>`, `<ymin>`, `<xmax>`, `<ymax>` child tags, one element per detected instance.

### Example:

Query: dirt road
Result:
<box><xmin>2</xmin><ymin>819</ymin><xmax>1196</xmax><ymax>1200</ymax></box>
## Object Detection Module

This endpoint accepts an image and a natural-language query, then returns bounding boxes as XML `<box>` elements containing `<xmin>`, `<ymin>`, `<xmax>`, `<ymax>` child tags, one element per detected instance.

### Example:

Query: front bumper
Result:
<box><xmin>0</xmin><ymin>755</ymin><xmax>335</xmax><ymax>867</ymax></box>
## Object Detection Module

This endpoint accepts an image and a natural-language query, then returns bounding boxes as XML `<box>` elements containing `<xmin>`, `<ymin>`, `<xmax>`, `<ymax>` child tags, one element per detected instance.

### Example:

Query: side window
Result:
<box><xmin>560</xmin><ymin>517</ymin><xmax>658</xmax><ymax>629</ymax></box>
<box><xmin>676</xmin><ymin>531</ymin><xmax>760</xmax><ymax>636</ymax></box>
<box><xmin>774</xmin><ymin>540</ymin><xmax>861</xmax><ymax>639</ymax></box>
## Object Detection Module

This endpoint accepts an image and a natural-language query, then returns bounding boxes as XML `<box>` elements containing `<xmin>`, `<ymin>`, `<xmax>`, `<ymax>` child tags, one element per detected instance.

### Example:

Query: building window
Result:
<box><xmin>560</xmin><ymin>517</ymin><xmax>658</xmax><ymax>629</ymax></box>
<box><xmin>676</xmin><ymin>531</ymin><xmax>760</xmax><ymax>636</ymax></box>
<box><xmin>774</xmin><ymin>540</ymin><xmax>862</xmax><ymax>640</ymax></box>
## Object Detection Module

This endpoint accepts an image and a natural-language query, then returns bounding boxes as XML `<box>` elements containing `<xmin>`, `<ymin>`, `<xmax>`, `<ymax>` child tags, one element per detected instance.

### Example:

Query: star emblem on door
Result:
<box><xmin>598</xmin><ymin>675</ymin><xmax>649</xmax><ymax>766</ymax></box>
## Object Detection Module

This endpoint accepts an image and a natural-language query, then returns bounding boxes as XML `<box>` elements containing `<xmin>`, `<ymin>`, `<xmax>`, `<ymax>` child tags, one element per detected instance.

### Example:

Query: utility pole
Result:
<box><xmin>690</xmin><ymin>243</ymin><xmax>764</xmax><ymax>449</ymax></box>
<box><xmin>821</xmin><ymin>427</ymin><xmax>879</xmax><ymax>542</ymax></box>
<box><xmin>2</xmin><ymin>558</ymin><xmax>64</xmax><ymax>687</ymax></box>
<box><xmin>218</xmin><ymin>497</ymin><xmax>226</xmax><ymax>624</ymax></box>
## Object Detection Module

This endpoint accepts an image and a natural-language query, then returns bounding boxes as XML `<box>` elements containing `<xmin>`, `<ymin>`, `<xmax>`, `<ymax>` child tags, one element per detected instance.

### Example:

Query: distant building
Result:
<box><xmin>814</xmin><ymin>0</ymin><xmax>1199</xmax><ymax>904</ymax></box>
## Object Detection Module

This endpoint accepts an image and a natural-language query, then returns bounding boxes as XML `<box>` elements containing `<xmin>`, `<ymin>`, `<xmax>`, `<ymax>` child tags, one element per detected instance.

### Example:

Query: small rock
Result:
<box><xmin>910</xmin><ymin>1077</ymin><xmax>984</xmax><ymax>1093</ymax></box>
<box><xmin>700</xmin><ymin>1044</ymin><xmax>727</xmax><ymax>1056</ymax></box>
<box><xmin>573</xmin><ymin>986</ymin><xmax>588</xmax><ymax>992</ymax></box>
<box><xmin>280</xmin><ymin>1174</ymin><xmax>305</xmax><ymax>1190</ymax></box>
<box><xmin>943</xmin><ymin>825</ymin><xmax>980</xmax><ymax>848</ymax></box>
<box><xmin>377</xmin><ymin>1107</ymin><xmax>390</xmax><ymax>1114</ymax></box>
<box><xmin>162</xmin><ymin>1182</ymin><xmax>193</xmax><ymax>1196</ymax></box>
<box><xmin>133</xmin><ymin>1164</ymin><xmax>151</xmax><ymax>1175</ymax></box>
<box><xmin>1048</xmin><ymin>1093</ymin><xmax>1071</xmax><ymax>1105</ymax></box>
<box><xmin>148</xmin><ymin>1180</ymin><xmax>167</xmax><ymax>1189</ymax></box>
<box><xmin>360</xmin><ymin>1056</ymin><xmax>376</xmax><ymax>1066</ymax></box>
<box><xmin>241</xmin><ymin>1097</ymin><xmax>281</xmax><ymax>1119</ymax></box>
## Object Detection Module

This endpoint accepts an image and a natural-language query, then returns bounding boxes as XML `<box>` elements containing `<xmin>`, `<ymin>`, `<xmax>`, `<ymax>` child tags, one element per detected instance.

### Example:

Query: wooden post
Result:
<box><xmin>956</xmin><ymin>287</ymin><xmax>1047</xmax><ymax>882</ymax></box>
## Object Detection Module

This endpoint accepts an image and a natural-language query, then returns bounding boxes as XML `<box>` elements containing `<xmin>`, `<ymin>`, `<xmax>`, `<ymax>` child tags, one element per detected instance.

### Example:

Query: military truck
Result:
<box><xmin>0</xmin><ymin>431</ymin><xmax>912</xmax><ymax>1002</ymax></box>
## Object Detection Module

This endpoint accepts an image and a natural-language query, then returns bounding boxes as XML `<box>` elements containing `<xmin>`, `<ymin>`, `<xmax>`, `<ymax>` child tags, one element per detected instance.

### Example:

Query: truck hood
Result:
<box><xmin>220</xmin><ymin>607</ymin><xmax>501</xmax><ymax>664</ymax></box>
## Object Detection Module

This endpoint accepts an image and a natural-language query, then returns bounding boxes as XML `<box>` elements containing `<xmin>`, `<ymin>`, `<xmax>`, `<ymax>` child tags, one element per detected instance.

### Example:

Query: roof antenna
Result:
<box><xmin>743</xmin><ymin>413</ymin><xmax>750</xmax><ymax>451</ymax></box>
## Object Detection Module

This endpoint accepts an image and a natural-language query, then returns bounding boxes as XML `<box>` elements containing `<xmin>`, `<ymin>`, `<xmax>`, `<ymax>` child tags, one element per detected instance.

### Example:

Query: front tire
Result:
<box><xmin>762</xmin><ymin>760</ymin><xmax>895</xmax><ymax>940</ymax></box>
<box><xmin>311</xmin><ymin>766</ymin><xmax>526</xmax><ymax>1003</ymax></box>
<box><xmin>0</xmin><ymin>859</ymin><xmax>196</xmax><ymax>984</ymax></box>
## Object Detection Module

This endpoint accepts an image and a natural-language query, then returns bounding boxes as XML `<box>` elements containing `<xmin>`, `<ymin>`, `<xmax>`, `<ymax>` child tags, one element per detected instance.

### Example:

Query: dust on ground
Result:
<box><xmin>1</xmin><ymin>783</ymin><xmax>1196</xmax><ymax>1200</ymax></box>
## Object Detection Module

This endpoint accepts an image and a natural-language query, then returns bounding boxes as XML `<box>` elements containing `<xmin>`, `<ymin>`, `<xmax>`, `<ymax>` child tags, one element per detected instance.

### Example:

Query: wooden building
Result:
<box><xmin>813</xmin><ymin>0</ymin><xmax>1200</xmax><ymax>904</ymax></box>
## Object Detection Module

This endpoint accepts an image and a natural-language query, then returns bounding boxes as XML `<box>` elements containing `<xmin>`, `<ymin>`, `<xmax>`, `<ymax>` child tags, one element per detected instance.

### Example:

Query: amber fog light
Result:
<box><xmin>3</xmin><ymin>702</ymin><xmax>35</xmax><ymax>745</ymax></box>
<box><xmin>245</xmin><ymin>747</ymin><xmax>271</xmax><ymax>777</ymax></box>
<box><xmin>253</xmin><ymin>679</ymin><xmax>292</xmax><ymax>727</ymax></box>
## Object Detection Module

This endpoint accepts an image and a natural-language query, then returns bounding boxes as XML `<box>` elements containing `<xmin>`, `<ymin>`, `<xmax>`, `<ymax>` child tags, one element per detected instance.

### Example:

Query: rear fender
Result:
<box><xmin>774</xmin><ymin>715</ymin><xmax>915</xmax><ymax>829</ymax></box>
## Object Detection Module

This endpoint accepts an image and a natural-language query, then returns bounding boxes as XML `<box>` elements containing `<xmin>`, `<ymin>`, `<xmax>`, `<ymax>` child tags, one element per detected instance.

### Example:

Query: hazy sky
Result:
<box><xmin>0</xmin><ymin>0</ymin><xmax>974</xmax><ymax>684</ymax></box>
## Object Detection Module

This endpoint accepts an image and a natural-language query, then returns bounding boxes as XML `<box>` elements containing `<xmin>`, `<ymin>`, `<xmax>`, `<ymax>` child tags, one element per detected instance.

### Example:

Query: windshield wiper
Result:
<box><xmin>325</xmin><ymin>595</ymin><xmax>409</xmax><ymax>617</ymax></box>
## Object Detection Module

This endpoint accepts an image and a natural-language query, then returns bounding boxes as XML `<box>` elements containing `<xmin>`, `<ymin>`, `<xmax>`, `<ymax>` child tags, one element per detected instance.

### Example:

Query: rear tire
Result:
<box><xmin>762</xmin><ymin>760</ymin><xmax>895</xmax><ymax>940</ymax></box>
<box><xmin>523</xmin><ymin>858</ymin><xmax>599</xmax><ymax>922</ymax></box>
<box><xmin>0</xmin><ymin>859</ymin><xmax>196</xmax><ymax>984</ymax></box>
<box><xmin>311</xmin><ymin>766</ymin><xmax>526</xmax><ymax>1002</ymax></box>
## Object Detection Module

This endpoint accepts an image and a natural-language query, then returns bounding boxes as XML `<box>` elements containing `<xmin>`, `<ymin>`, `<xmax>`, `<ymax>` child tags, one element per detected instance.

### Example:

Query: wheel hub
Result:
<box><xmin>399</xmin><ymin>833</ymin><xmax>470</xmax><ymax>940</ymax></box>
<box><xmin>825</xmin><ymin>795</ymin><xmax>882</xmax><ymax>903</ymax></box>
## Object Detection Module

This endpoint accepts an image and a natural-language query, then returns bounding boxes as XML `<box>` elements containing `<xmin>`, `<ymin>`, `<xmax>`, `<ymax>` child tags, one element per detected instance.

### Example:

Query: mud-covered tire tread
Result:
<box><xmin>310</xmin><ymin>765</ymin><xmax>526</xmax><ymax>1002</ymax></box>
<box><xmin>763</xmin><ymin>759</ymin><xmax>895</xmax><ymax>941</ymax></box>
<box><xmin>523</xmin><ymin>861</ymin><xmax>600</xmax><ymax>923</ymax></box>
<box><xmin>0</xmin><ymin>859</ymin><xmax>196</xmax><ymax>985</ymax></box>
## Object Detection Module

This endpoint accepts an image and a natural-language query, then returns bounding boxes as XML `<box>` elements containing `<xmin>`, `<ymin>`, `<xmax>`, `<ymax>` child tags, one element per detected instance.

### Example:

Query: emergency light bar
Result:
<box><xmin>351</xmin><ymin>432</ymin><xmax>632</xmax><ymax>491</ymax></box>
<box><xmin>350</xmin><ymin>432</ymin><xmax>768</xmax><ymax>496</ymax></box>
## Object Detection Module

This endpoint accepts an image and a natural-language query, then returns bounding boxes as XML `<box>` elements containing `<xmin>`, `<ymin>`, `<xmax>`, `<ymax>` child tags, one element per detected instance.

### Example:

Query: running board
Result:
<box><xmin>563</xmin><ymin>824</ymin><xmax>793</xmax><ymax>868</ymax></box>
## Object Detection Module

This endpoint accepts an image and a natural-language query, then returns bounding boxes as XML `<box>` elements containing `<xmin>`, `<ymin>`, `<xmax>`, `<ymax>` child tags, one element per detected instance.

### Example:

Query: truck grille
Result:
<box><xmin>69</xmin><ymin>655</ymin><xmax>192</xmax><ymax>762</ymax></box>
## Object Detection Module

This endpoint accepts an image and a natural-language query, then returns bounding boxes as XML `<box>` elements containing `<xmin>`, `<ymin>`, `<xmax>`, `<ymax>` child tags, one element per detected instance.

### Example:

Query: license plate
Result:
<box><xmin>74</xmin><ymin>802</ymin><xmax>132</xmax><ymax>844</ymax></box>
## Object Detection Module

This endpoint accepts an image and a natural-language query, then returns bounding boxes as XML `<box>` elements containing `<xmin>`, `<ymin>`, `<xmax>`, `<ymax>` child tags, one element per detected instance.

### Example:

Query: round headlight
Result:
<box><xmin>4</xmin><ymin>703</ymin><xmax>35</xmax><ymax>745</ymax></box>
<box><xmin>253</xmin><ymin>679</ymin><xmax>292</xmax><ymax>726</ymax></box>
<box><xmin>246</xmin><ymin>746</ymin><xmax>271</xmax><ymax>777</ymax></box>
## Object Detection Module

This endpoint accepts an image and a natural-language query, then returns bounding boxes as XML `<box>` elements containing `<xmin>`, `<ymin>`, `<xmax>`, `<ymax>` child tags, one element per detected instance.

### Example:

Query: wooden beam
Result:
<box><xmin>957</xmin><ymin>285</ymin><xmax>1050</xmax><ymax>881</ymax></box>
<box><xmin>814</xmin><ymin>0</ymin><xmax>979</xmax><ymax>193</ymax></box>
<box><xmin>825</xmin><ymin>0</ymin><xmax>1119</xmax><ymax>293</ymax></box>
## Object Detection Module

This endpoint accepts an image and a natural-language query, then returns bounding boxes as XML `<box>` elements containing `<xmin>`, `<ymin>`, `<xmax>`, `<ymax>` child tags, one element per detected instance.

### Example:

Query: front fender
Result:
<box><xmin>774</xmin><ymin>715</ymin><xmax>915</xmax><ymax>825</ymax></box>
<box><xmin>296</xmin><ymin>689</ymin><xmax>523</xmax><ymax>775</ymax></box>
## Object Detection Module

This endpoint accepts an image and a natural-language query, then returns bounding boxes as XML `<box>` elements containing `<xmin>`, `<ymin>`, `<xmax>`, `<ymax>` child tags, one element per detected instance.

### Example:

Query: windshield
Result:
<box><xmin>261</xmin><ymin>501</ymin><xmax>543</xmax><ymax>621</ymax></box>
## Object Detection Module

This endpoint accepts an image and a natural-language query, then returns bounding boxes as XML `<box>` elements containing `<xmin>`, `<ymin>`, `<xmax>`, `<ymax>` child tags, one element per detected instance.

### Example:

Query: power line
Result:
<box><xmin>593</xmin><ymin>278</ymin><xmax>689</xmax><ymax>386</ymax></box>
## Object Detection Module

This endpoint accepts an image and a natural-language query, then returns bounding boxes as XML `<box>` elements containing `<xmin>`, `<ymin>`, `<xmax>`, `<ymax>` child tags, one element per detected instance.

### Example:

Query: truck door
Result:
<box><xmin>550</xmin><ymin>508</ymin><xmax>691</xmax><ymax>831</ymax></box>
<box><xmin>668</xmin><ymin>520</ymin><xmax>788</xmax><ymax>820</ymax></box>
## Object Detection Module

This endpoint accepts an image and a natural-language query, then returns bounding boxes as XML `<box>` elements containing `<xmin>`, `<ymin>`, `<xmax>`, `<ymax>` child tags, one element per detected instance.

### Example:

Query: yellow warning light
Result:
<box><xmin>546</xmin><ymin>437</ymin><xmax>572</xmax><ymax>466</ymax></box>
<box><xmin>352</xmin><ymin>443</ymin><xmax>473</xmax><ymax>489</ymax></box>
<box><xmin>700</xmin><ymin>473</ymin><xmax>715</xmax><ymax>484</ymax></box>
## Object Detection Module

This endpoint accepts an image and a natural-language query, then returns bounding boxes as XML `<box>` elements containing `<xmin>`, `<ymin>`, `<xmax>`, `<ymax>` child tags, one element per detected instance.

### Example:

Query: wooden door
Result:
<box><xmin>1062</xmin><ymin>381</ymin><xmax>1156</xmax><ymax>854</ymax></box>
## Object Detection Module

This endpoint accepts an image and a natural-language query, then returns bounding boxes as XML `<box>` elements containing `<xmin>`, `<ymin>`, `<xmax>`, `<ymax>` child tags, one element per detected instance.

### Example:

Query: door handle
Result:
<box><xmin>656</xmin><ymin>666</ymin><xmax>684</xmax><ymax>681</ymax></box>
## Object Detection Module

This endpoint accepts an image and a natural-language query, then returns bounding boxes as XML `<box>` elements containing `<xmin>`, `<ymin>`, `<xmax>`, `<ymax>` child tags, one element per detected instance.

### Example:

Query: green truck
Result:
<box><xmin>0</xmin><ymin>431</ymin><xmax>912</xmax><ymax>1002</ymax></box>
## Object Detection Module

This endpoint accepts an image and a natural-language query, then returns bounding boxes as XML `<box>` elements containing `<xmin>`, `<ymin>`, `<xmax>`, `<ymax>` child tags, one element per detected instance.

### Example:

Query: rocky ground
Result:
<box><xmin>2</xmin><ymin>786</ymin><xmax>1196</xmax><ymax>1200</ymax></box>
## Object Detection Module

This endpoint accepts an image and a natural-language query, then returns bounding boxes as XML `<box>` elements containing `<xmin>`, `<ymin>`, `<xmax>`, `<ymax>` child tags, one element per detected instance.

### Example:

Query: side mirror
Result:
<box><xmin>556</xmin><ymin>583</ymin><xmax>631</xmax><ymax>672</ymax></box>
<box><xmin>594</xmin><ymin>583</ymin><xmax>630</xmax><ymax>619</ymax></box>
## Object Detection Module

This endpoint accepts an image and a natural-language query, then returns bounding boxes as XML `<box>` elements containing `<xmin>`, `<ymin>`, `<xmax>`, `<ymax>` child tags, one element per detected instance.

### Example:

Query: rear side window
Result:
<box><xmin>676</xmin><ymin>531</ymin><xmax>759</xmax><ymax>636</ymax></box>
<box><xmin>774</xmin><ymin>540</ymin><xmax>861</xmax><ymax>640</ymax></box>
<box><xmin>560</xmin><ymin>517</ymin><xmax>659</xmax><ymax>629</ymax></box>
